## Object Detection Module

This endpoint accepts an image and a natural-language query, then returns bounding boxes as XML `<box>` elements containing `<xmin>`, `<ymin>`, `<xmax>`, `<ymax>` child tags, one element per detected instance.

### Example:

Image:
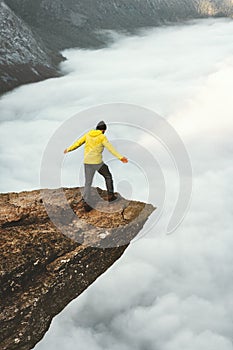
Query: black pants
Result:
<box><xmin>83</xmin><ymin>162</ymin><xmax>114</xmax><ymax>203</ymax></box>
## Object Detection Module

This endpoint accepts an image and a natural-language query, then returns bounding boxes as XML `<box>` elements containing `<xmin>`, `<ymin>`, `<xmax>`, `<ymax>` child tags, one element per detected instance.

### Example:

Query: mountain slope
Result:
<box><xmin>1</xmin><ymin>0</ymin><xmax>233</xmax><ymax>94</ymax></box>
<box><xmin>4</xmin><ymin>0</ymin><xmax>233</xmax><ymax>51</ymax></box>
<box><xmin>0</xmin><ymin>1</ymin><xmax>63</xmax><ymax>95</ymax></box>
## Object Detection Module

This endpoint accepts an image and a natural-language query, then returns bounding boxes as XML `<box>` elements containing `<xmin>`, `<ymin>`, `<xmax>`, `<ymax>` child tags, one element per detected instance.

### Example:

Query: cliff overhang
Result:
<box><xmin>0</xmin><ymin>186</ymin><xmax>155</xmax><ymax>350</ymax></box>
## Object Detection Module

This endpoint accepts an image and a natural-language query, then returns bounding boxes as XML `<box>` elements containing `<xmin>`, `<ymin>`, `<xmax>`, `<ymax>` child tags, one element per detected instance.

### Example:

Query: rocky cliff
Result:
<box><xmin>0</xmin><ymin>1</ymin><xmax>64</xmax><ymax>95</ymax></box>
<box><xmin>0</xmin><ymin>186</ymin><xmax>155</xmax><ymax>350</ymax></box>
<box><xmin>4</xmin><ymin>0</ymin><xmax>233</xmax><ymax>51</ymax></box>
<box><xmin>2</xmin><ymin>0</ymin><xmax>233</xmax><ymax>95</ymax></box>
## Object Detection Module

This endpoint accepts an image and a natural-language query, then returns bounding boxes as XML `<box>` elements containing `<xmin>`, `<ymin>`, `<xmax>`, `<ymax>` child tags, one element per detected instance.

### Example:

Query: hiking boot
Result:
<box><xmin>84</xmin><ymin>203</ymin><xmax>93</xmax><ymax>212</ymax></box>
<box><xmin>107</xmin><ymin>193</ymin><xmax>118</xmax><ymax>202</ymax></box>
<box><xmin>80</xmin><ymin>198</ymin><xmax>93</xmax><ymax>212</ymax></box>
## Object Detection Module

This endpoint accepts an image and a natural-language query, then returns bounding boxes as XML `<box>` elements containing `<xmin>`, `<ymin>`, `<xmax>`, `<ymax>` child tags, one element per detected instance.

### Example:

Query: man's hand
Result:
<box><xmin>121</xmin><ymin>157</ymin><xmax>128</xmax><ymax>163</ymax></box>
<box><xmin>64</xmin><ymin>148</ymin><xmax>68</xmax><ymax>154</ymax></box>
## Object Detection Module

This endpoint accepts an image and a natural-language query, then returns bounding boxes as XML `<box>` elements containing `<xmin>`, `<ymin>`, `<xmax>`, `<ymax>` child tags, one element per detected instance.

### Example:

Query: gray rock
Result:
<box><xmin>0</xmin><ymin>1</ymin><xmax>64</xmax><ymax>95</ymax></box>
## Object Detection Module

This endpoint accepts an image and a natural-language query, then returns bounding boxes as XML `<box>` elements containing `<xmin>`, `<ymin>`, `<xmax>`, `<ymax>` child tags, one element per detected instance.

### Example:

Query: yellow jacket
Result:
<box><xmin>67</xmin><ymin>130</ymin><xmax>123</xmax><ymax>164</ymax></box>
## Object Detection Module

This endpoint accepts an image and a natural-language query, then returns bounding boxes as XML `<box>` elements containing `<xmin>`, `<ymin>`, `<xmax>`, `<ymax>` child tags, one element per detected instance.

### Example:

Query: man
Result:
<box><xmin>64</xmin><ymin>121</ymin><xmax>128</xmax><ymax>211</ymax></box>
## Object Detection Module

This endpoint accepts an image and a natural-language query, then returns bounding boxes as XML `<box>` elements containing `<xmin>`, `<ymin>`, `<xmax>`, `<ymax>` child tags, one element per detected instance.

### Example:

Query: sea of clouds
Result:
<box><xmin>1</xmin><ymin>18</ymin><xmax>233</xmax><ymax>350</ymax></box>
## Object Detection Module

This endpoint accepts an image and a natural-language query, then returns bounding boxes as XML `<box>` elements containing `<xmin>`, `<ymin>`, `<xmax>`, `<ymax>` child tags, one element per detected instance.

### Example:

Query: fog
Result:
<box><xmin>1</xmin><ymin>18</ymin><xmax>233</xmax><ymax>349</ymax></box>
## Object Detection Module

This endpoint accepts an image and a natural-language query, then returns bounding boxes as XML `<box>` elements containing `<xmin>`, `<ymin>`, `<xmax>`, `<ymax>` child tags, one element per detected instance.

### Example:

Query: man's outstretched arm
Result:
<box><xmin>64</xmin><ymin>134</ymin><xmax>86</xmax><ymax>153</ymax></box>
<box><xmin>102</xmin><ymin>137</ymin><xmax>128</xmax><ymax>163</ymax></box>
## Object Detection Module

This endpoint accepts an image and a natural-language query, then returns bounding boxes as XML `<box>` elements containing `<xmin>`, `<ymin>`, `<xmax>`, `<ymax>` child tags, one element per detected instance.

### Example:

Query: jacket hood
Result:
<box><xmin>88</xmin><ymin>130</ymin><xmax>103</xmax><ymax>137</ymax></box>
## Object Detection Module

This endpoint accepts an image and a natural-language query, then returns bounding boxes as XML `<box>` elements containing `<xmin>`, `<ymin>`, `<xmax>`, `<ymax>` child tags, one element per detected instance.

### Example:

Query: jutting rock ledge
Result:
<box><xmin>0</xmin><ymin>187</ymin><xmax>155</xmax><ymax>350</ymax></box>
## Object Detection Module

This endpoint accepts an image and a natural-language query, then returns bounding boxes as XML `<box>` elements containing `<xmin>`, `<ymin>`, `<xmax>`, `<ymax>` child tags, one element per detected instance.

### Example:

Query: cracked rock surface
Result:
<box><xmin>0</xmin><ymin>186</ymin><xmax>155</xmax><ymax>350</ymax></box>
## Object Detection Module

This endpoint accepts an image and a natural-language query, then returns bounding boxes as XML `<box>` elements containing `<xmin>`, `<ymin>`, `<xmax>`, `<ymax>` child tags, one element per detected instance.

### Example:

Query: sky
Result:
<box><xmin>1</xmin><ymin>17</ymin><xmax>233</xmax><ymax>350</ymax></box>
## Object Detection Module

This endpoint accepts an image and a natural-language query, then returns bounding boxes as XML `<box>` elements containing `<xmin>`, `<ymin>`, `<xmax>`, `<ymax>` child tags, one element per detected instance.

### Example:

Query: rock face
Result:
<box><xmin>0</xmin><ymin>1</ymin><xmax>64</xmax><ymax>95</ymax></box>
<box><xmin>0</xmin><ymin>187</ymin><xmax>155</xmax><ymax>350</ymax></box>
<box><xmin>2</xmin><ymin>0</ymin><xmax>233</xmax><ymax>95</ymax></box>
<box><xmin>4</xmin><ymin>0</ymin><xmax>233</xmax><ymax>51</ymax></box>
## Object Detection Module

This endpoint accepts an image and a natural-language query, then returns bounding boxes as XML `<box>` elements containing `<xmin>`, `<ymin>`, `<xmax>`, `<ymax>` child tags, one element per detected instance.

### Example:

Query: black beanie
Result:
<box><xmin>96</xmin><ymin>121</ymin><xmax>107</xmax><ymax>130</ymax></box>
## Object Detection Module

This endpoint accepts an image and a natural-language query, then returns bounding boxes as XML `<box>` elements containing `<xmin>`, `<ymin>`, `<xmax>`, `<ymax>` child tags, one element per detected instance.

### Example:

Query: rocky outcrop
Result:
<box><xmin>0</xmin><ymin>1</ymin><xmax>64</xmax><ymax>95</ymax></box>
<box><xmin>0</xmin><ymin>187</ymin><xmax>155</xmax><ymax>350</ymax></box>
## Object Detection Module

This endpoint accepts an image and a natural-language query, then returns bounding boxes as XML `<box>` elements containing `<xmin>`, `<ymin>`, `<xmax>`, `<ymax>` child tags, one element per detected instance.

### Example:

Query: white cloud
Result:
<box><xmin>0</xmin><ymin>17</ymin><xmax>233</xmax><ymax>350</ymax></box>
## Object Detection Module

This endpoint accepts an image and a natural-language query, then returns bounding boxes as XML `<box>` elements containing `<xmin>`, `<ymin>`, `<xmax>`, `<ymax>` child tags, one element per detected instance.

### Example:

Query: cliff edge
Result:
<box><xmin>0</xmin><ymin>187</ymin><xmax>155</xmax><ymax>350</ymax></box>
